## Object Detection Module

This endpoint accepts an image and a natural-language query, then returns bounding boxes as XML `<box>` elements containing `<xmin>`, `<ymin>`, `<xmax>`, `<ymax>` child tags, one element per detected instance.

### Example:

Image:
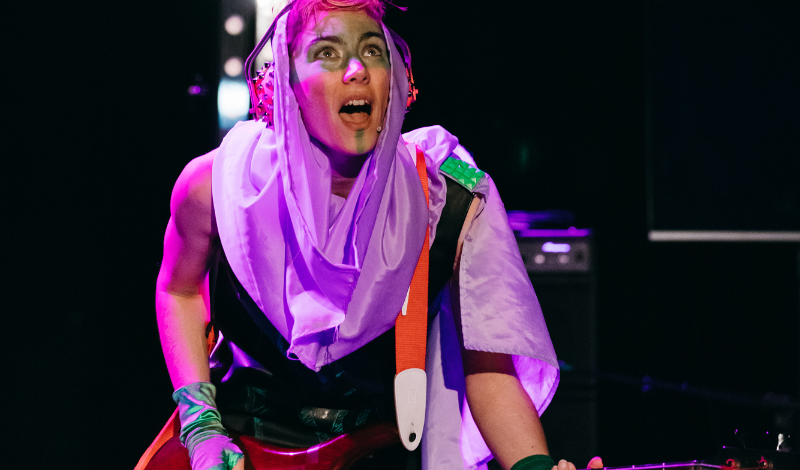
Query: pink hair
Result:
<box><xmin>287</xmin><ymin>0</ymin><xmax>388</xmax><ymax>53</ymax></box>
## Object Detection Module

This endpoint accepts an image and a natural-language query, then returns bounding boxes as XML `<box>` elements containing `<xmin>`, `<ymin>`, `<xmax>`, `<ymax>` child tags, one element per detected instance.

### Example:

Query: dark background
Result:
<box><xmin>7</xmin><ymin>1</ymin><xmax>798</xmax><ymax>468</ymax></box>
<box><xmin>646</xmin><ymin>1</ymin><xmax>800</xmax><ymax>231</ymax></box>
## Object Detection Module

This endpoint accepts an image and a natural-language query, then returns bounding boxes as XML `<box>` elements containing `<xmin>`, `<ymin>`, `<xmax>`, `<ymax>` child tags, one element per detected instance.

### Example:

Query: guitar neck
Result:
<box><xmin>600</xmin><ymin>463</ymin><xmax>721</xmax><ymax>470</ymax></box>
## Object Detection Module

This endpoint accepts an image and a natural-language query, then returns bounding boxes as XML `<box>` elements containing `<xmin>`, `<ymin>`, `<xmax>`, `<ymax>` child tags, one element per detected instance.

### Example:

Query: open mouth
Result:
<box><xmin>339</xmin><ymin>99</ymin><xmax>372</xmax><ymax>124</ymax></box>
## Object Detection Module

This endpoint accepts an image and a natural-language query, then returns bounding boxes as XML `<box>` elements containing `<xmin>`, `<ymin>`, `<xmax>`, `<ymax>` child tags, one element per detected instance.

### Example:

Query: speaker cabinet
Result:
<box><xmin>518</xmin><ymin>232</ymin><xmax>598</xmax><ymax>465</ymax></box>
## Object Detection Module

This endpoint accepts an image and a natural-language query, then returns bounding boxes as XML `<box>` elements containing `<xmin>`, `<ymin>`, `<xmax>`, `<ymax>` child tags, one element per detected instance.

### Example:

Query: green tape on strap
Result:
<box><xmin>439</xmin><ymin>156</ymin><xmax>486</xmax><ymax>191</ymax></box>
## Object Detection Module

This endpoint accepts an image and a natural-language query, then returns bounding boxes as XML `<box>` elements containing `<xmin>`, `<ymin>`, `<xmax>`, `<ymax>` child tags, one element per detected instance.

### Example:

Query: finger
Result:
<box><xmin>557</xmin><ymin>459</ymin><xmax>575</xmax><ymax>470</ymax></box>
<box><xmin>587</xmin><ymin>456</ymin><xmax>604</xmax><ymax>469</ymax></box>
<box><xmin>232</xmin><ymin>458</ymin><xmax>245</xmax><ymax>470</ymax></box>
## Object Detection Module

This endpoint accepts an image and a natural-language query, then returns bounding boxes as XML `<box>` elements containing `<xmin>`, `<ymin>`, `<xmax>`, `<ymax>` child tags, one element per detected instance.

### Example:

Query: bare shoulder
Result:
<box><xmin>157</xmin><ymin>149</ymin><xmax>219</xmax><ymax>295</ymax></box>
<box><xmin>170</xmin><ymin>149</ymin><xmax>218</xmax><ymax>238</ymax></box>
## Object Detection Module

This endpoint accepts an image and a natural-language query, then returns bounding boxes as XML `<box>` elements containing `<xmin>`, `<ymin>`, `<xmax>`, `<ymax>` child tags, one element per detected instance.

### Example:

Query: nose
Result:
<box><xmin>343</xmin><ymin>57</ymin><xmax>369</xmax><ymax>84</ymax></box>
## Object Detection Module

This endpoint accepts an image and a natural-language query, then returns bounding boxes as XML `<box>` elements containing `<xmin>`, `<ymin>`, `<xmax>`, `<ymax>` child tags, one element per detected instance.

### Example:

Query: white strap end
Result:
<box><xmin>394</xmin><ymin>368</ymin><xmax>427</xmax><ymax>451</ymax></box>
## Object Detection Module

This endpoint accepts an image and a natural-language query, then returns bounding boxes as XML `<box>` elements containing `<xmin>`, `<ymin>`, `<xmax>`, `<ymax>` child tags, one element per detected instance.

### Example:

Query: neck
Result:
<box><xmin>311</xmin><ymin>137</ymin><xmax>370</xmax><ymax>199</ymax></box>
<box><xmin>330</xmin><ymin>167</ymin><xmax>360</xmax><ymax>199</ymax></box>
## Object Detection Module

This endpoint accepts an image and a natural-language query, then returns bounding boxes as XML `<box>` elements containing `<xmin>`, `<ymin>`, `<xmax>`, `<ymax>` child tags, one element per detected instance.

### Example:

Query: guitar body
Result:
<box><xmin>238</xmin><ymin>422</ymin><xmax>401</xmax><ymax>470</ymax></box>
<box><xmin>137</xmin><ymin>415</ymin><xmax>402</xmax><ymax>470</ymax></box>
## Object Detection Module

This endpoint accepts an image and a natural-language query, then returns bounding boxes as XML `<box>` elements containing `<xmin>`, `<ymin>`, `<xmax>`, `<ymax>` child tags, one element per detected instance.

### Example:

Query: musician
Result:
<box><xmin>146</xmin><ymin>1</ymin><xmax>594</xmax><ymax>469</ymax></box>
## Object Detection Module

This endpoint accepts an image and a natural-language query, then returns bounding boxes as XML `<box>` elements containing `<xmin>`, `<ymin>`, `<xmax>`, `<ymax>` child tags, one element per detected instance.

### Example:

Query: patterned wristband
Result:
<box><xmin>172</xmin><ymin>382</ymin><xmax>228</xmax><ymax>449</ymax></box>
<box><xmin>510</xmin><ymin>454</ymin><xmax>557</xmax><ymax>470</ymax></box>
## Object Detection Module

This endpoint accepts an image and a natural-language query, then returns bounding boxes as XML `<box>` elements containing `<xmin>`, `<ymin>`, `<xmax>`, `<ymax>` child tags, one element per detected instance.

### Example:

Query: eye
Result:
<box><xmin>363</xmin><ymin>45</ymin><xmax>382</xmax><ymax>57</ymax></box>
<box><xmin>315</xmin><ymin>47</ymin><xmax>338</xmax><ymax>60</ymax></box>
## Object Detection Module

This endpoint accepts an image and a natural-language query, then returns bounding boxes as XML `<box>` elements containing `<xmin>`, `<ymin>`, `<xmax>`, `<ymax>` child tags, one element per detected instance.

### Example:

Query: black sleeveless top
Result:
<box><xmin>210</xmin><ymin>248</ymin><xmax>398</xmax><ymax>447</ymax></box>
<box><xmin>208</xmin><ymin>178</ymin><xmax>473</xmax><ymax>448</ymax></box>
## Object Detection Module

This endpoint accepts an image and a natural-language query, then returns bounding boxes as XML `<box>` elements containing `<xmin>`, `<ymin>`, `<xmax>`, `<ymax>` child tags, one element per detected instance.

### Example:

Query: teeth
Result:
<box><xmin>346</xmin><ymin>99</ymin><xmax>369</xmax><ymax>106</ymax></box>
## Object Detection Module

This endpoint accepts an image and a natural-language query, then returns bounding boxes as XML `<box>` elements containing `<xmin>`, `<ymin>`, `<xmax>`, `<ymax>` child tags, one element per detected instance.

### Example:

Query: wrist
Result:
<box><xmin>510</xmin><ymin>454</ymin><xmax>556</xmax><ymax>470</ymax></box>
<box><xmin>172</xmin><ymin>382</ymin><xmax>229</xmax><ymax>449</ymax></box>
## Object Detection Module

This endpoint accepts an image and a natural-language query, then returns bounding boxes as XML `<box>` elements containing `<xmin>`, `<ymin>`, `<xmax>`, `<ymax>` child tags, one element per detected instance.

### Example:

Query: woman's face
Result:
<box><xmin>290</xmin><ymin>10</ymin><xmax>391</xmax><ymax>160</ymax></box>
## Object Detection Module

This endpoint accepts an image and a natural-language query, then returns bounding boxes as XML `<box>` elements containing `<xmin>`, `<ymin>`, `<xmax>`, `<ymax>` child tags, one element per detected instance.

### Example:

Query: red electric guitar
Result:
<box><xmin>140</xmin><ymin>426</ymin><xmax>791</xmax><ymax>470</ymax></box>
<box><xmin>135</xmin><ymin>410</ymin><xmax>402</xmax><ymax>470</ymax></box>
<box><xmin>236</xmin><ymin>422</ymin><xmax>401</xmax><ymax>470</ymax></box>
<box><xmin>135</xmin><ymin>325</ymin><xmax>403</xmax><ymax>470</ymax></box>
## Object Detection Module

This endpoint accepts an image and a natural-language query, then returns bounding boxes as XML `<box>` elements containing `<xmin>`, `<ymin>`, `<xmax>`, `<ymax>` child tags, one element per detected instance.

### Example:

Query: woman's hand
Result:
<box><xmin>553</xmin><ymin>459</ymin><xmax>576</xmax><ymax>470</ymax></box>
<box><xmin>172</xmin><ymin>382</ymin><xmax>244</xmax><ymax>470</ymax></box>
<box><xmin>550</xmin><ymin>455</ymin><xmax>604</xmax><ymax>470</ymax></box>
<box><xmin>187</xmin><ymin>435</ymin><xmax>244</xmax><ymax>470</ymax></box>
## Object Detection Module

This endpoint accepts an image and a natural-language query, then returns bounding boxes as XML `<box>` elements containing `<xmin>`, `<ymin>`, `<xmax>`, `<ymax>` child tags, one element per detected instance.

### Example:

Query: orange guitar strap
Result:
<box><xmin>392</xmin><ymin>145</ymin><xmax>430</xmax><ymax>452</ymax></box>
<box><xmin>395</xmin><ymin>146</ymin><xmax>430</xmax><ymax>374</ymax></box>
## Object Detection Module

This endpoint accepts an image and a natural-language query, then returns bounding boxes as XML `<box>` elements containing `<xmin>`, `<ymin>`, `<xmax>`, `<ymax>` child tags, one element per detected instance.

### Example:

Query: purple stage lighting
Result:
<box><xmin>518</xmin><ymin>228</ymin><xmax>591</xmax><ymax>239</ymax></box>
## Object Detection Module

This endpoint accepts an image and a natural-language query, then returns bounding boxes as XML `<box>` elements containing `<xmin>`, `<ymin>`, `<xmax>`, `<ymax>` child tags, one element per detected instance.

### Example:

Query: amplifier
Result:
<box><xmin>517</xmin><ymin>228</ymin><xmax>598</xmax><ymax>465</ymax></box>
<box><xmin>517</xmin><ymin>228</ymin><xmax>593</xmax><ymax>273</ymax></box>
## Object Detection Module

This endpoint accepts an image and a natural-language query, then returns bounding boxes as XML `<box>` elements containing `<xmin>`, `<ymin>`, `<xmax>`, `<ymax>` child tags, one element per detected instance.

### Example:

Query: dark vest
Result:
<box><xmin>209</xmin><ymin>177</ymin><xmax>474</xmax><ymax>448</ymax></box>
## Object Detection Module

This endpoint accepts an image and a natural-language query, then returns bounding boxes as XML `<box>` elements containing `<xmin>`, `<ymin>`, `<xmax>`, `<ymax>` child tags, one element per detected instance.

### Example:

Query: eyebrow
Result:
<box><xmin>359</xmin><ymin>31</ymin><xmax>384</xmax><ymax>42</ymax></box>
<box><xmin>308</xmin><ymin>35</ymin><xmax>342</xmax><ymax>49</ymax></box>
<box><xmin>307</xmin><ymin>31</ymin><xmax>385</xmax><ymax>50</ymax></box>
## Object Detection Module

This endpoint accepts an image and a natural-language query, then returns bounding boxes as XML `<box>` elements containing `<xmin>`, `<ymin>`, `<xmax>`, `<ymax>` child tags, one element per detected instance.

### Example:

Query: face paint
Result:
<box><xmin>355</xmin><ymin>129</ymin><xmax>365</xmax><ymax>154</ymax></box>
<box><xmin>289</xmin><ymin>10</ymin><xmax>391</xmax><ymax>168</ymax></box>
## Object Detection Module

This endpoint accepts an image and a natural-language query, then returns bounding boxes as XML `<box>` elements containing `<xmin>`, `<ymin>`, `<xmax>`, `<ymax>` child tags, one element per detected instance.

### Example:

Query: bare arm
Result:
<box><xmin>156</xmin><ymin>150</ymin><xmax>218</xmax><ymax>390</ymax></box>
<box><xmin>452</xmin><ymin>198</ymin><xmax>564</xmax><ymax>470</ymax></box>
<box><xmin>462</xmin><ymin>350</ymin><xmax>550</xmax><ymax>469</ymax></box>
